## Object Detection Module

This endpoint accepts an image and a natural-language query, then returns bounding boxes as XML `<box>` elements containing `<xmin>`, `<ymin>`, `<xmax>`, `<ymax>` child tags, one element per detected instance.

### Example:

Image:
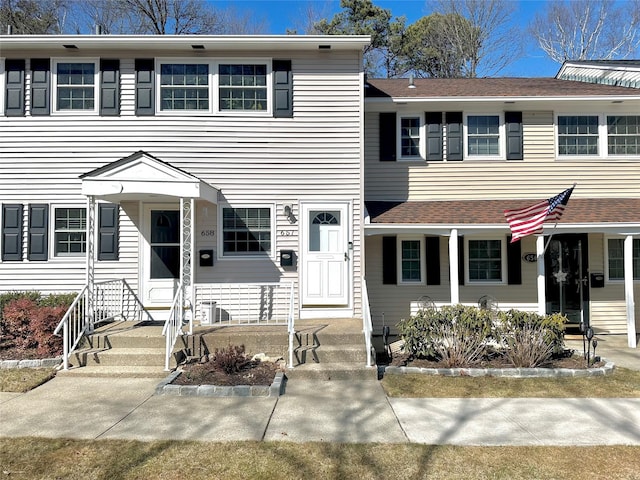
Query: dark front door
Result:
<box><xmin>544</xmin><ymin>234</ymin><xmax>589</xmax><ymax>325</ymax></box>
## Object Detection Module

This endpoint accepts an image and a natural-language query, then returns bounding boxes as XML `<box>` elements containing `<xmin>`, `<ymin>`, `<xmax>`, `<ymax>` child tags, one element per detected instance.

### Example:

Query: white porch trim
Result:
<box><xmin>624</xmin><ymin>235</ymin><xmax>637</xmax><ymax>348</ymax></box>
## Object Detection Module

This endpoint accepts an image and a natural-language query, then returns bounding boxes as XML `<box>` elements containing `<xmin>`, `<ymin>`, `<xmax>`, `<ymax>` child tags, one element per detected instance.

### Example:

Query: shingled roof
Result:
<box><xmin>365</xmin><ymin>77</ymin><xmax>640</xmax><ymax>99</ymax></box>
<box><xmin>366</xmin><ymin>199</ymin><xmax>640</xmax><ymax>225</ymax></box>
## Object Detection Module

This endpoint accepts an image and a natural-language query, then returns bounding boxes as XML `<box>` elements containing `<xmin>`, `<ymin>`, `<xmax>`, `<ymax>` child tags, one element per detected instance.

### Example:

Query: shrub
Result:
<box><xmin>495</xmin><ymin>310</ymin><xmax>567</xmax><ymax>367</ymax></box>
<box><xmin>397</xmin><ymin>304</ymin><xmax>494</xmax><ymax>367</ymax></box>
<box><xmin>212</xmin><ymin>344</ymin><xmax>248</xmax><ymax>374</ymax></box>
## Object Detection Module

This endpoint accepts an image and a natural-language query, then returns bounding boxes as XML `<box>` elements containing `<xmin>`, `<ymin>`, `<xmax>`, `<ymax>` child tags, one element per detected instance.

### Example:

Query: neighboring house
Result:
<box><xmin>364</xmin><ymin>77</ymin><xmax>640</xmax><ymax>347</ymax></box>
<box><xmin>0</xmin><ymin>35</ymin><xmax>369</xmax><ymax>325</ymax></box>
<box><xmin>557</xmin><ymin>60</ymin><xmax>640</xmax><ymax>89</ymax></box>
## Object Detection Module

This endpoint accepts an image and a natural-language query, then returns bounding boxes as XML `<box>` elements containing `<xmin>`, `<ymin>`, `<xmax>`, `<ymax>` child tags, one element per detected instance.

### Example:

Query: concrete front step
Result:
<box><xmin>295</xmin><ymin>344</ymin><xmax>368</xmax><ymax>364</ymax></box>
<box><xmin>285</xmin><ymin>362</ymin><xmax>378</xmax><ymax>381</ymax></box>
<box><xmin>57</xmin><ymin>365</ymin><xmax>168</xmax><ymax>378</ymax></box>
<box><xmin>74</xmin><ymin>347</ymin><xmax>168</xmax><ymax>368</ymax></box>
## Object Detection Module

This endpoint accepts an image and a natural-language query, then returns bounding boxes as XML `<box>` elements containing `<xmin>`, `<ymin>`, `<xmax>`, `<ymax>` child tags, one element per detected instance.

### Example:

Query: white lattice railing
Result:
<box><xmin>54</xmin><ymin>279</ymin><xmax>147</xmax><ymax>370</ymax></box>
<box><xmin>194</xmin><ymin>282</ymin><xmax>294</xmax><ymax>326</ymax></box>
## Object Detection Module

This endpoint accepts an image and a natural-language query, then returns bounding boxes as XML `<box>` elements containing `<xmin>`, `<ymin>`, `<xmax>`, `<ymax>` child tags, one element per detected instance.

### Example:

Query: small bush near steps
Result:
<box><xmin>397</xmin><ymin>305</ymin><xmax>568</xmax><ymax>368</ymax></box>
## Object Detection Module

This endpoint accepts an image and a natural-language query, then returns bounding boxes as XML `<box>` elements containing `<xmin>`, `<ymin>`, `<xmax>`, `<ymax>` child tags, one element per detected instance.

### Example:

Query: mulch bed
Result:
<box><xmin>0</xmin><ymin>344</ymin><xmax>61</xmax><ymax>361</ymax></box>
<box><xmin>172</xmin><ymin>359</ymin><xmax>282</xmax><ymax>386</ymax></box>
<box><xmin>389</xmin><ymin>350</ymin><xmax>604</xmax><ymax>370</ymax></box>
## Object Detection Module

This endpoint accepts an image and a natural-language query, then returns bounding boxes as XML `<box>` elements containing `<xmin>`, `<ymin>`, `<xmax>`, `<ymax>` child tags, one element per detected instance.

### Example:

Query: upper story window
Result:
<box><xmin>219</xmin><ymin>63</ymin><xmax>267</xmax><ymax>111</ymax></box>
<box><xmin>221</xmin><ymin>206</ymin><xmax>272</xmax><ymax>257</ymax></box>
<box><xmin>399</xmin><ymin>116</ymin><xmax>421</xmax><ymax>159</ymax></box>
<box><xmin>466</xmin><ymin>238</ymin><xmax>505</xmax><ymax>283</ymax></box>
<box><xmin>466</xmin><ymin>115</ymin><xmax>501</xmax><ymax>157</ymax></box>
<box><xmin>54</xmin><ymin>207</ymin><xmax>86</xmax><ymax>257</ymax></box>
<box><xmin>608</xmin><ymin>115</ymin><xmax>640</xmax><ymax>155</ymax></box>
<box><xmin>607</xmin><ymin>238</ymin><xmax>640</xmax><ymax>281</ymax></box>
<box><xmin>557</xmin><ymin>115</ymin><xmax>599</xmax><ymax>155</ymax></box>
<box><xmin>160</xmin><ymin>63</ymin><xmax>209</xmax><ymax>111</ymax></box>
<box><xmin>53</xmin><ymin>59</ymin><xmax>98</xmax><ymax>113</ymax></box>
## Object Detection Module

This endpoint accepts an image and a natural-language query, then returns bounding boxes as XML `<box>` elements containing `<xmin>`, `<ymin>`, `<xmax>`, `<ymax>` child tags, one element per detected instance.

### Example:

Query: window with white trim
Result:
<box><xmin>54</xmin><ymin>207</ymin><xmax>86</xmax><ymax>256</ymax></box>
<box><xmin>397</xmin><ymin>237</ymin><xmax>425</xmax><ymax>284</ymax></box>
<box><xmin>557</xmin><ymin>115</ymin><xmax>599</xmax><ymax>155</ymax></box>
<box><xmin>218</xmin><ymin>63</ymin><xmax>267</xmax><ymax>111</ymax></box>
<box><xmin>159</xmin><ymin>63</ymin><xmax>209</xmax><ymax>111</ymax></box>
<box><xmin>221</xmin><ymin>206</ymin><xmax>272</xmax><ymax>256</ymax></box>
<box><xmin>466</xmin><ymin>238</ymin><xmax>505</xmax><ymax>283</ymax></box>
<box><xmin>607</xmin><ymin>238</ymin><xmax>640</xmax><ymax>281</ymax></box>
<box><xmin>607</xmin><ymin>115</ymin><xmax>640</xmax><ymax>155</ymax></box>
<box><xmin>466</xmin><ymin>114</ymin><xmax>502</xmax><ymax>158</ymax></box>
<box><xmin>52</xmin><ymin>59</ymin><xmax>98</xmax><ymax>113</ymax></box>
<box><xmin>0</xmin><ymin>58</ymin><xmax>5</xmax><ymax>116</ymax></box>
<box><xmin>399</xmin><ymin>116</ymin><xmax>421</xmax><ymax>159</ymax></box>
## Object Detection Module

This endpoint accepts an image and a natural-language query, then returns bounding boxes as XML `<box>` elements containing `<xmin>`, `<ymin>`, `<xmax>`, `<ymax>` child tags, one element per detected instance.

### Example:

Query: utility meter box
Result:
<box><xmin>200</xmin><ymin>301</ymin><xmax>217</xmax><ymax>325</ymax></box>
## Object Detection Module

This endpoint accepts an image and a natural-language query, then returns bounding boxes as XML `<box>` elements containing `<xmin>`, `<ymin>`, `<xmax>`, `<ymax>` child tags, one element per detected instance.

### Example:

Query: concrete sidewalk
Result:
<box><xmin>0</xmin><ymin>335</ymin><xmax>638</xmax><ymax>445</ymax></box>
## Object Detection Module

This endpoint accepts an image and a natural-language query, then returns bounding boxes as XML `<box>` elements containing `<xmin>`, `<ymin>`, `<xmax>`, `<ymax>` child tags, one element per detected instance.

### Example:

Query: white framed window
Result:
<box><xmin>606</xmin><ymin>237</ymin><xmax>640</xmax><ymax>281</ymax></box>
<box><xmin>557</xmin><ymin>115</ymin><xmax>599</xmax><ymax>156</ymax></box>
<box><xmin>465</xmin><ymin>114</ymin><xmax>503</xmax><ymax>160</ymax></box>
<box><xmin>465</xmin><ymin>237</ymin><xmax>506</xmax><ymax>283</ymax></box>
<box><xmin>398</xmin><ymin>115</ymin><xmax>423</xmax><ymax>160</ymax></box>
<box><xmin>53</xmin><ymin>207</ymin><xmax>86</xmax><ymax>257</ymax></box>
<box><xmin>52</xmin><ymin>58</ymin><xmax>99</xmax><ymax>114</ymax></box>
<box><xmin>607</xmin><ymin>115</ymin><xmax>640</xmax><ymax>156</ymax></box>
<box><xmin>159</xmin><ymin>62</ymin><xmax>209</xmax><ymax>111</ymax></box>
<box><xmin>155</xmin><ymin>58</ymin><xmax>272</xmax><ymax>115</ymax></box>
<box><xmin>219</xmin><ymin>205</ymin><xmax>273</xmax><ymax>257</ymax></box>
<box><xmin>397</xmin><ymin>236</ymin><xmax>425</xmax><ymax>284</ymax></box>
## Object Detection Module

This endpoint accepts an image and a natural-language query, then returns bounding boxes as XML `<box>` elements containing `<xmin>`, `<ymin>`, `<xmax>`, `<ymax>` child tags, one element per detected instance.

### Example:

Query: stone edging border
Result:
<box><xmin>382</xmin><ymin>359</ymin><xmax>615</xmax><ymax>378</ymax></box>
<box><xmin>0</xmin><ymin>357</ymin><xmax>62</xmax><ymax>369</ymax></box>
<box><xmin>155</xmin><ymin>370</ymin><xmax>286</xmax><ymax>397</ymax></box>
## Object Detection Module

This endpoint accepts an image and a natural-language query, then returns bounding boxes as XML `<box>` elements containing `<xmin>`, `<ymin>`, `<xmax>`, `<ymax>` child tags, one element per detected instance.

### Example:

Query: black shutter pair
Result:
<box><xmin>1</xmin><ymin>203</ymin><xmax>119</xmax><ymax>261</ymax></box>
<box><xmin>382</xmin><ymin>236</ymin><xmax>440</xmax><ymax>285</ymax></box>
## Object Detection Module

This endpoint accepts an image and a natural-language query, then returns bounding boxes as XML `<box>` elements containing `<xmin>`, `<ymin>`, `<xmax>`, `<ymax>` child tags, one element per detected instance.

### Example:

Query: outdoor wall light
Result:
<box><xmin>283</xmin><ymin>204</ymin><xmax>296</xmax><ymax>224</ymax></box>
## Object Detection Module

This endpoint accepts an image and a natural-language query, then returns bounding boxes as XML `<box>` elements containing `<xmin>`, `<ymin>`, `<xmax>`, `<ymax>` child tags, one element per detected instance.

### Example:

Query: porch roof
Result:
<box><xmin>366</xmin><ymin>198</ymin><xmax>640</xmax><ymax>230</ymax></box>
<box><xmin>80</xmin><ymin>151</ymin><xmax>218</xmax><ymax>203</ymax></box>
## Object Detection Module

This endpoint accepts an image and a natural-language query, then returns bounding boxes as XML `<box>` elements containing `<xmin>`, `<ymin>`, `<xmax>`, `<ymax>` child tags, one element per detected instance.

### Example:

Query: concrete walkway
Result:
<box><xmin>0</xmin><ymin>335</ymin><xmax>638</xmax><ymax>445</ymax></box>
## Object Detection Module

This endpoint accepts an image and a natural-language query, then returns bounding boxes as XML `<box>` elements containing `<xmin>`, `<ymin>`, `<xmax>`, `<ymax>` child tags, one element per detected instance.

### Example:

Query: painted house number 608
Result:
<box><xmin>200</xmin><ymin>230</ymin><xmax>215</xmax><ymax>237</ymax></box>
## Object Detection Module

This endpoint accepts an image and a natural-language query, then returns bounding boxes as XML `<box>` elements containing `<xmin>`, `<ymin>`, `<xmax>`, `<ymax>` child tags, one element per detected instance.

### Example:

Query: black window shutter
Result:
<box><xmin>382</xmin><ymin>236</ymin><xmax>397</xmax><ymax>284</ymax></box>
<box><xmin>458</xmin><ymin>236</ymin><xmax>465</xmax><ymax>285</ymax></box>
<box><xmin>505</xmin><ymin>111</ymin><xmax>523</xmax><ymax>160</ymax></box>
<box><xmin>425</xmin><ymin>236</ymin><xmax>441</xmax><ymax>285</ymax></box>
<box><xmin>2</xmin><ymin>204</ymin><xmax>23</xmax><ymax>261</ymax></box>
<box><xmin>379</xmin><ymin>112</ymin><xmax>397</xmax><ymax>161</ymax></box>
<box><xmin>273</xmin><ymin>59</ymin><xmax>292</xmax><ymax>118</ymax></box>
<box><xmin>5</xmin><ymin>59</ymin><xmax>25</xmax><ymax>116</ymax></box>
<box><xmin>507</xmin><ymin>236</ymin><xmax>522</xmax><ymax>284</ymax></box>
<box><xmin>98</xmin><ymin>203</ymin><xmax>119</xmax><ymax>261</ymax></box>
<box><xmin>446</xmin><ymin>112</ymin><xmax>463</xmax><ymax>161</ymax></box>
<box><xmin>425</xmin><ymin>112</ymin><xmax>443</xmax><ymax>161</ymax></box>
<box><xmin>100</xmin><ymin>59</ymin><xmax>120</xmax><ymax>116</ymax></box>
<box><xmin>30</xmin><ymin>59</ymin><xmax>50</xmax><ymax>116</ymax></box>
<box><xmin>135</xmin><ymin>58</ymin><xmax>155</xmax><ymax>116</ymax></box>
<box><xmin>28</xmin><ymin>204</ymin><xmax>48</xmax><ymax>261</ymax></box>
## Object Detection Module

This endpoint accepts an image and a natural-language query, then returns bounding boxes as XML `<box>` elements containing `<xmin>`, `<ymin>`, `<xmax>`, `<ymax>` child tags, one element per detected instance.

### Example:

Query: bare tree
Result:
<box><xmin>530</xmin><ymin>0</ymin><xmax>640</xmax><ymax>63</ymax></box>
<box><xmin>1</xmin><ymin>0</ymin><xmax>64</xmax><ymax>34</ymax></box>
<box><xmin>287</xmin><ymin>0</ymin><xmax>335</xmax><ymax>34</ymax></box>
<box><xmin>429</xmin><ymin>0</ymin><xmax>522</xmax><ymax>77</ymax></box>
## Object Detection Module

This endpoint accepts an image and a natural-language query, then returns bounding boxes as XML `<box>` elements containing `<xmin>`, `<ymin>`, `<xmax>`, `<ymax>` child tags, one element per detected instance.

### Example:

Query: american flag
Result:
<box><xmin>504</xmin><ymin>186</ymin><xmax>574</xmax><ymax>243</ymax></box>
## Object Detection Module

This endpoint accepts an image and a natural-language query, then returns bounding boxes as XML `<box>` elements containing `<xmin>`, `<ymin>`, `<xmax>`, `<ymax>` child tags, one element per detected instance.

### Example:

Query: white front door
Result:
<box><xmin>301</xmin><ymin>203</ymin><xmax>349</xmax><ymax>306</ymax></box>
<box><xmin>141</xmin><ymin>204</ymin><xmax>181</xmax><ymax>313</ymax></box>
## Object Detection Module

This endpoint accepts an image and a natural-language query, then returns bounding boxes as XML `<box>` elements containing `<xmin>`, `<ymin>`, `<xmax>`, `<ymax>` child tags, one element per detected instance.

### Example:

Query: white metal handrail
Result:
<box><xmin>163</xmin><ymin>283</ymin><xmax>184</xmax><ymax>371</ymax></box>
<box><xmin>362</xmin><ymin>277</ymin><xmax>374</xmax><ymax>367</ymax></box>
<box><xmin>287</xmin><ymin>281</ymin><xmax>295</xmax><ymax>368</ymax></box>
<box><xmin>54</xmin><ymin>285</ymin><xmax>89</xmax><ymax>371</ymax></box>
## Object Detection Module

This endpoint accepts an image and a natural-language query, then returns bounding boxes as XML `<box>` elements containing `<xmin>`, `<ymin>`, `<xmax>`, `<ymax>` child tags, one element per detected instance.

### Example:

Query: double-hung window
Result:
<box><xmin>467</xmin><ymin>238</ymin><xmax>504</xmax><ymax>283</ymax></box>
<box><xmin>53</xmin><ymin>59</ymin><xmax>98</xmax><ymax>113</ymax></box>
<box><xmin>397</xmin><ymin>237</ymin><xmax>425</xmax><ymax>284</ymax></box>
<box><xmin>607</xmin><ymin>115</ymin><xmax>640</xmax><ymax>155</ymax></box>
<box><xmin>607</xmin><ymin>238</ymin><xmax>640</xmax><ymax>281</ymax></box>
<box><xmin>399</xmin><ymin>116</ymin><xmax>422</xmax><ymax>159</ymax></box>
<box><xmin>557</xmin><ymin>115</ymin><xmax>599</xmax><ymax>156</ymax></box>
<box><xmin>466</xmin><ymin>114</ymin><xmax>501</xmax><ymax>158</ymax></box>
<box><xmin>159</xmin><ymin>63</ymin><xmax>209</xmax><ymax>111</ymax></box>
<box><xmin>221</xmin><ymin>206</ymin><xmax>272</xmax><ymax>256</ymax></box>
<box><xmin>218</xmin><ymin>63</ymin><xmax>267</xmax><ymax>112</ymax></box>
<box><xmin>54</xmin><ymin>207</ymin><xmax>86</xmax><ymax>256</ymax></box>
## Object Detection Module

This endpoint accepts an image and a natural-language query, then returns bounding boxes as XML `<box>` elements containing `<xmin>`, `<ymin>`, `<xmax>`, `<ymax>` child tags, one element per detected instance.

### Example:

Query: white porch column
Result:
<box><xmin>536</xmin><ymin>235</ymin><xmax>546</xmax><ymax>316</ymax></box>
<box><xmin>180</xmin><ymin>198</ymin><xmax>194</xmax><ymax>334</ymax></box>
<box><xmin>86</xmin><ymin>195</ymin><xmax>96</xmax><ymax>331</ymax></box>
<box><xmin>624</xmin><ymin>235</ymin><xmax>637</xmax><ymax>348</ymax></box>
<box><xmin>449</xmin><ymin>229</ymin><xmax>460</xmax><ymax>304</ymax></box>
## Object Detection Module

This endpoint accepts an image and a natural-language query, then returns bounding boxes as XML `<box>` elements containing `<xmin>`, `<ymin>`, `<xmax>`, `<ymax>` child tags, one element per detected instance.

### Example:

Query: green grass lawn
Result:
<box><xmin>0</xmin><ymin>439</ymin><xmax>639</xmax><ymax>480</ymax></box>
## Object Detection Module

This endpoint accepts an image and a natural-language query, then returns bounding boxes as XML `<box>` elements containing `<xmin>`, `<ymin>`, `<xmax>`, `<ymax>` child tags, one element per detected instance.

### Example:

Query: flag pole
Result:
<box><xmin>540</xmin><ymin>182</ymin><xmax>577</xmax><ymax>257</ymax></box>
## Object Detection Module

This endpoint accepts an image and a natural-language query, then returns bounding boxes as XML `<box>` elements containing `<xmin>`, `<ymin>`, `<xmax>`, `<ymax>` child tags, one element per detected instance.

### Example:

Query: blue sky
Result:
<box><xmin>213</xmin><ymin>0</ymin><xmax>561</xmax><ymax>77</ymax></box>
